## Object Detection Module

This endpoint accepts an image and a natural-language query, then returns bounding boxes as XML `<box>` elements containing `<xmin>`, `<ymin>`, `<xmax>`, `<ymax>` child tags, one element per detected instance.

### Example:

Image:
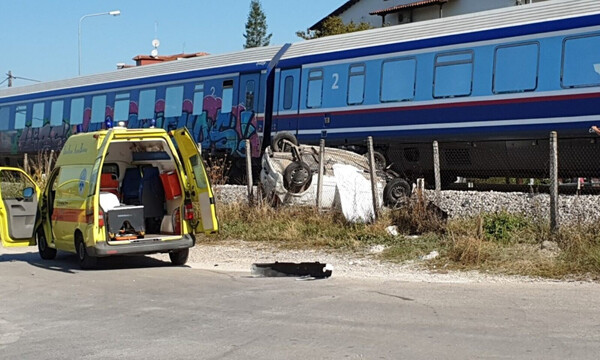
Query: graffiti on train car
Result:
<box><xmin>9</xmin><ymin>94</ymin><xmax>260</xmax><ymax>159</ymax></box>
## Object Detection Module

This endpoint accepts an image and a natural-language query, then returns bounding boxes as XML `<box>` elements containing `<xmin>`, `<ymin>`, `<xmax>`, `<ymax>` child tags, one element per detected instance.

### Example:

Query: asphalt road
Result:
<box><xmin>1</xmin><ymin>247</ymin><xmax>599</xmax><ymax>360</ymax></box>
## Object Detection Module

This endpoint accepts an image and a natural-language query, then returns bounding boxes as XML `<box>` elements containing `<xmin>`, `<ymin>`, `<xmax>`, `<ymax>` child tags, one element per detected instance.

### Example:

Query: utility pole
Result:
<box><xmin>2</xmin><ymin>71</ymin><xmax>40</xmax><ymax>87</ymax></box>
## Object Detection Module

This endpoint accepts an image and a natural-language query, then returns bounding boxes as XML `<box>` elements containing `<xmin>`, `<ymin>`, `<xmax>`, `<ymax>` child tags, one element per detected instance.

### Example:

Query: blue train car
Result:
<box><xmin>1</xmin><ymin>0</ymin><xmax>600</xmax><ymax>187</ymax></box>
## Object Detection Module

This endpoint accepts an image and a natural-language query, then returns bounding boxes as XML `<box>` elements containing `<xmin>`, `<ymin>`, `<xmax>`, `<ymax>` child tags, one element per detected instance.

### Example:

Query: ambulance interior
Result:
<box><xmin>99</xmin><ymin>139</ymin><xmax>185</xmax><ymax>241</ymax></box>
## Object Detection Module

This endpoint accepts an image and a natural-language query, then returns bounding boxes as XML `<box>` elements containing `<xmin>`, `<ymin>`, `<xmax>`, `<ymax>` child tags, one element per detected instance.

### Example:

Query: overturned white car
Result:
<box><xmin>260</xmin><ymin>142</ymin><xmax>410</xmax><ymax>221</ymax></box>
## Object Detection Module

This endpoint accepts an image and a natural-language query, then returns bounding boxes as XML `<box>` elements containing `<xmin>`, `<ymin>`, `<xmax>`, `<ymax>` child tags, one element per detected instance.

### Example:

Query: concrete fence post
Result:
<box><xmin>245</xmin><ymin>139</ymin><xmax>254</xmax><ymax>206</ymax></box>
<box><xmin>367</xmin><ymin>137</ymin><xmax>379</xmax><ymax>221</ymax></box>
<box><xmin>549</xmin><ymin>131</ymin><xmax>559</xmax><ymax>233</ymax></box>
<box><xmin>47</xmin><ymin>150</ymin><xmax>55</xmax><ymax>175</ymax></box>
<box><xmin>23</xmin><ymin>153</ymin><xmax>29</xmax><ymax>174</ymax></box>
<box><xmin>433</xmin><ymin>140</ymin><xmax>441</xmax><ymax>199</ymax></box>
<box><xmin>316</xmin><ymin>139</ymin><xmax>325</xmax><ymax>210</ymax></box>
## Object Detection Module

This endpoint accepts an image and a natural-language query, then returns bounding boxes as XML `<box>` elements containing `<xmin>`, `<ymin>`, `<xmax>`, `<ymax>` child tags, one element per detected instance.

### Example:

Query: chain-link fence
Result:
<box><xmin>428</xmin><ymin>132</ymin><xmax>600</xmax><ymax>195</ymax></box>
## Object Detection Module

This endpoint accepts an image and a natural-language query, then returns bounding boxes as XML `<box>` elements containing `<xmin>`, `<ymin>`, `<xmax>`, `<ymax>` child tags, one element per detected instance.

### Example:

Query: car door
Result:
<box><xmin>172</xmin><ymin>127</ymin><xmax>219</xmax><ymax>234</ymax></box>
<box><xmin>0</xmin><ymin>167</ymin><xmax>40</xmax><ymax>247</ymax></box>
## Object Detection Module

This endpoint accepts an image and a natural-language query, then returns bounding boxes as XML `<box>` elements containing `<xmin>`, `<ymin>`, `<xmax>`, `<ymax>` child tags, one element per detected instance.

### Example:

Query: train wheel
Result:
<box><xmin>384</xmin><ymin>178</ymin><xmax>411</xmax><ymax>207</ymax></box>
<box><xmin>272</xmin><ymin>132</ymin><xmax>298</xmax><ymax>152</ymax></box>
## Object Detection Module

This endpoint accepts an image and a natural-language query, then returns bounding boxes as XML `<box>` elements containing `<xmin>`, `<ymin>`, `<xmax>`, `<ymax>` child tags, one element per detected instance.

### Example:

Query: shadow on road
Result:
<box><xmin>0</xmin><ymin>250</ymin><xmax>180</xmax><ymax>273</ymax></box>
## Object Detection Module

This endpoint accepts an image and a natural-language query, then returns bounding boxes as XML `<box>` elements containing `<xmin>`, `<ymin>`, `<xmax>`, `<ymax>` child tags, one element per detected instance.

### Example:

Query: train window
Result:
<box><xmin>15</xmin><ymin>105</ymin><xmax>26</xmax><ymax>129</ymax></box>
<box><xmin>493</xmin><ymin>42</ymin><xmax>539</xmax><ymax>94</ymax></box>
<box><xmin>139</xmin><ymin>89</ymin><xmax>156</xmax><ymax>119</ymax></box>
<box><xmin>32</xmin><ymin>102</ymin><xmax>44</xmax><ymax>128</ymax></box>
<box><xmin>562</xmin><ymin>34</ymin><xmax>600</xmax><ymax>88</ymax></box>
<box><xmin>380</xmin><ymin>58</ymin><xmax>416</xmax><ymax>102</ymax></box>
<box><xmin>307</xmin><ymin>69</ymin><xmax>323</xmax><ymax>108</ymax></box>
<box><xmin>222</xmin><ymin>80</ymin><xmax>234</xmax><ymax>114</ymax></box>
<box><xmin>433</xmin><ymin>51</ymin><xmax>473</xmax><ymax>98</ymax></box>
<box><xmin>165</xmin><ymin>86</ymin><xmax>184</xmax><ymax>118</ymax></box>
<box><xmin>348</xmin><ymin>64</ymin><xmax>366</xmax><ymax>105</ymax></box>
<box><xmin>245</xmin><ymin>80</ymin><xmax>255</xmax><ymax>111</ymax></box>
<box><xmin>91</xmin><ymin>95</ymin><xmax>106</xmax><ymax>123</ymax></box>
<box><xmin>283</xmin><ymin>76</ymin><xmax>294</xmax><ymax>110</ymax></box>
<box><xmin>0</xmin><ymin>107</ymin><xmax>9</xmax><ymax>131</ymax></box>
<box><xmin>193</xmin><ymin>83</ymin><xmax>204</xmax><ymax>115</ymax></box>
<box><xmin>50</xmin><ymin>100</ymin><xmax>64</xmax><ymax>126</ymax></box>
<box><xmin>114</xmin><ymin>92</ymin><xmax>130</xmax><ymax>122</ymax></box>
<box><xmin>70</xmin><ymin>98</ymin><xmax>84</xmax><ymax>125</ymax></box>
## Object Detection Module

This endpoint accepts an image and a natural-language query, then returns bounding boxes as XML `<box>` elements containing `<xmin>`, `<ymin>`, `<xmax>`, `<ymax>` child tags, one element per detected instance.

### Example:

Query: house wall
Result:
<box><xmin>336</xmin><ymin>0</ymin><xmax>547</xmax><ymax>28</ymax></box>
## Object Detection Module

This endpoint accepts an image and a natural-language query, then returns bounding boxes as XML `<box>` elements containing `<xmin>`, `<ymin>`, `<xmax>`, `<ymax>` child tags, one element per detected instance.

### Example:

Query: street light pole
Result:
<box><xmin>78</xmin><ymin>10</ymin><xmax>121</xmax><ymax>76</ymax></box>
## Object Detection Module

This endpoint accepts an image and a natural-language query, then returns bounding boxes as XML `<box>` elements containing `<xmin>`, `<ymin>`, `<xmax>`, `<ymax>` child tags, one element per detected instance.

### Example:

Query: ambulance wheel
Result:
<box><xmin>272</xmin><ymin>132</ymin><xmax>298</xmax><ymax>152</ymax></box>
<box><xmin>37</xmin><ymin>228</ymin><xmax>56</xmax><ymax>260</ymax></box>
<box><xmin>169</xmin><ymin>248</ymin><xmax>189</xmax><ymax>266</ymax></box>
<box><xmin>75</xmin><ymin>234</ymin><xmax>97</xmax><ymax>270</ymax></box>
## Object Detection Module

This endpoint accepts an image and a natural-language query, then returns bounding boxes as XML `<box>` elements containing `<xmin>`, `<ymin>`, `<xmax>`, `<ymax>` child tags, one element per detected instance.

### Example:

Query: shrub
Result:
<box><xmin>482</xmin><ymin>211</ymin><xmax>529</xmax><ymax>244</ymax></box>
<box><xmin>390</xmin><ymin>194</ymin><xmax>447</xmax><ymax>235</ymax></box>
<box><xmin>205</xmin><ymin>155</ymin><xmax>231</xmax><ymax>185</ymax></box>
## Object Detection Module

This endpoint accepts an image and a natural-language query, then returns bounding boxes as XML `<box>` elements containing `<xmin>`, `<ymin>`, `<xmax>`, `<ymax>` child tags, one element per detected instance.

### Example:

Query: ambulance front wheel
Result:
<box><xmin>37</xmin><ymin>228</ymin><xmax>56</xmax><ymax>260</ymax></box>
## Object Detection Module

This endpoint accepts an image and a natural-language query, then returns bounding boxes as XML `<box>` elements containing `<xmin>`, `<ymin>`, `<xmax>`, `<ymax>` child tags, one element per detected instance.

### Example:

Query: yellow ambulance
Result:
<box><xmin>0</xmin><ymin>127</ymin><xmax>218</xmax><ymax>269</ymax></box>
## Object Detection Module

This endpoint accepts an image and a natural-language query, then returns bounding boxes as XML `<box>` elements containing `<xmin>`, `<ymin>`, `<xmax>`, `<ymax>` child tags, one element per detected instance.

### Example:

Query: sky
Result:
<box><xmin>0</xmin><ymin>0</ymin><xmax>347</xmax><ymax>86</ymax></box>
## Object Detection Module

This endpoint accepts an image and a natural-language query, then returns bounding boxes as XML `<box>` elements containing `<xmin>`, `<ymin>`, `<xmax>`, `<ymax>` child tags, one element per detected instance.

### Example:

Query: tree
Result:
<box><xmin>296</xmin><ymin>16</ymin><xmax>373</xmax><ymax>40</ymax></box>
<box><xmin>243</xmin><ymin>0</ymin><xmax>272</xmax><ymax>48</ymax></box>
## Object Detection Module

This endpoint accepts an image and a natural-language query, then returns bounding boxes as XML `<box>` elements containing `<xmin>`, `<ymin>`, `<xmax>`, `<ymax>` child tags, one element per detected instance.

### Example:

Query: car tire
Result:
<box><xmin>364</xmin><ymin>151</ymin><xmax>387</xmax><ymax>170</ymax></box>
<box><xmin>272</xmin><ymin>132</ymin><xmax>298</xmax><ymax>152</ymax></box>
<box><xmin>75</xmin><ymin>234</ymin><xmax>97</xmax><ymax>270</ymax></box>
<box><xmin>283</xmin><ymin>161</ymin><xmax>312</xmax><ymax>193</ymax></box>
<box><xmin>384</xmin><ymin>178</ymin><xmax>411</xmax><ymax>207</ymax></box>
<box><xmin>169</xmin><ymin>248</ymin><xmax>189</xmax><ymax>266</ymax></box>
<box><xmin>37</xmin><ymin>228</ymin><xmax>57</xmax><ymax>260</ymax></box>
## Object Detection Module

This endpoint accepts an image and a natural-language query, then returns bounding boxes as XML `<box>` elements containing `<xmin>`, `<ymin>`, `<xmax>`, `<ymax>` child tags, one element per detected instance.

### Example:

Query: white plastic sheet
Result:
<box><xmin>333</xmin><ymin>164</ymin><xmax>375</xmax><ymax>223</ymax></box>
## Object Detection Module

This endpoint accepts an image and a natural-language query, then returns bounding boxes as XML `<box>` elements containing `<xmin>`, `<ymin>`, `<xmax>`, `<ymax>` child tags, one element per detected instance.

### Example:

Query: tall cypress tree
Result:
<box><xmin>243</xmin><ymin>0</ymin><xmax>272</xmax><ymax>48</ymax></box>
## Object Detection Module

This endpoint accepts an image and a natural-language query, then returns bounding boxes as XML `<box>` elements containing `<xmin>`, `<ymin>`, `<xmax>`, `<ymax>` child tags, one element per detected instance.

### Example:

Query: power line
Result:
<box><xmin>1</xmin><ymin>71</ymin><xmax>41</xmax><ymax>87</ymax></box>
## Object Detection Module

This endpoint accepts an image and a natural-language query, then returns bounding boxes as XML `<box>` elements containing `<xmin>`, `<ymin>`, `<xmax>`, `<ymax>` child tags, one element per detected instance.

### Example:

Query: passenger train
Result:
<box><xmin>1</xmin><ymin>0</ymin><xmax>600</xmax><ymax>187</ymax></box>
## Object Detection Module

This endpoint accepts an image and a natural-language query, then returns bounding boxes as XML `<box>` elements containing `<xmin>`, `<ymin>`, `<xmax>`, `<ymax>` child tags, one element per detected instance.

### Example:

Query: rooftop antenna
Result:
<box><xmin>0</xmin><ymin>71</ymin><xmax>40</xmax><ymax>87</ymax></box>
<box><xmin>151</xmin><ymin>21</ymin><xmax>160</xmax><ymax>58</ymax></box>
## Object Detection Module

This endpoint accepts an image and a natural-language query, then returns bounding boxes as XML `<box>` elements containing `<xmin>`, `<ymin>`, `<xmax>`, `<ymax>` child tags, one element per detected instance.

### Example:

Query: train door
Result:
<box><xmin>275</xmin><ymin>68</ymin><xmax>301</xmax><ymax>137</ymax></box>
<box><xmin>239</xmin><ymin>73</ymin><xmax>261</xmax><ymax>157</ymax></box>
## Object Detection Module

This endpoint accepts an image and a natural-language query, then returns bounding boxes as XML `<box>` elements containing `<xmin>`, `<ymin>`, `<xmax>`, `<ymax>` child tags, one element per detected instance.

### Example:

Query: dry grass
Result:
<box><xmin>205</xmin><ymin>155</ymin><xmax>231</xmax><ymax>186</ymax></box>
<box><xmin>26</xmin><ymin>150</ymin><xmax>57</xmax><ymax>189</ymax></box>
<box><xmin>209</xmin><ymin>202</ymin><xmax>398</xmax><ymax>250</ymax></box>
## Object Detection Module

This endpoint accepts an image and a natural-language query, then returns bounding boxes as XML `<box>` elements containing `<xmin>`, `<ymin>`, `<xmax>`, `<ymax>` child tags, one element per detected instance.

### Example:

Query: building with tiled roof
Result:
<box><xmin>311</xmin><ymin>0</ymin><xmax>548</xmax><ymax>29</ymax></box>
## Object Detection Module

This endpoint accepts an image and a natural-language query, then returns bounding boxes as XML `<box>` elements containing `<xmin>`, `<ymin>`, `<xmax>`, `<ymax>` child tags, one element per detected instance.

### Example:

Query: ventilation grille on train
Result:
<box><xmin>444</xmin><ymin>149</ymin><xmax>472</xmax><ymax>166</ymax></box>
